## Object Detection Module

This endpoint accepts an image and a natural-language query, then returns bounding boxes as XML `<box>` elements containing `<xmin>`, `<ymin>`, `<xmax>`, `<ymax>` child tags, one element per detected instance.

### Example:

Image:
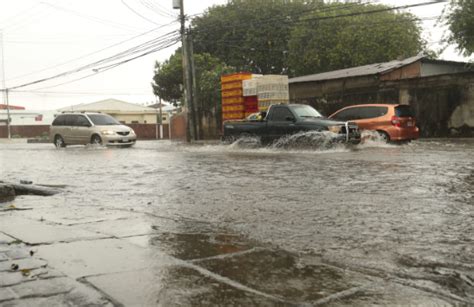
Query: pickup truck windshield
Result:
<box><xmin>292</xmin><ymin>105</ymin><xmax>323</xmax><ymax>118</ymax></box>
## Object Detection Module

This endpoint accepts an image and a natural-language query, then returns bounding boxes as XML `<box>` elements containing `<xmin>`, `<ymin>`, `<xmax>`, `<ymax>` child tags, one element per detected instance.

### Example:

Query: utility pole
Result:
<box><xmin>174</xmin><ymin>0</ymin><xmax>196</xmax><ymax>142</ymax></box>
<box><xmin>0</xmin><ymin>31</ymin><xmax>11</xmax><ymax>139</ymax></box>
<box><xmin>188</xmin><ymin>33</ymin><xmax>200</xmax><ymax>140</ymax></box>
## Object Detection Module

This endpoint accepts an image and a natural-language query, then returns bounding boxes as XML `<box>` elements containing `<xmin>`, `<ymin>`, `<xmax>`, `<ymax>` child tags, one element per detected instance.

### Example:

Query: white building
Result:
<box><xmin>58</xmin><ymin>98</ymin><xmax>165</xmax><ymax>124</ymax></box>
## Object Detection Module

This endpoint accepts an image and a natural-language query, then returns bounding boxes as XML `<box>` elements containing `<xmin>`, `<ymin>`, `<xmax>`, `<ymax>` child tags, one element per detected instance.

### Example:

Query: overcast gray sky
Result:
<box><xmin>0</xmin><ymin>0</ymin><xmax>469</xmax><ymax>110</ymax></box>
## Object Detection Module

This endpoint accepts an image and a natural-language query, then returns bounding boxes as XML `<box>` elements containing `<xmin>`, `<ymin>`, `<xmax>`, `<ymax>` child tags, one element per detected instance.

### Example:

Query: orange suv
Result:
<box><xmin>328</xmin><ymin>104</ymin><xmax>419</xmax><ymax>142</ymax></box>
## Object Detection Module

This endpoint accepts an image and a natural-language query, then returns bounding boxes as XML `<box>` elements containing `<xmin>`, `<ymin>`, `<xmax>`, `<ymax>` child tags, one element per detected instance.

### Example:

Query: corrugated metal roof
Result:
<box><xmin>289</xmin><ymin>55</ymin><xmax>424</xmax><ymax>84</ymax></box>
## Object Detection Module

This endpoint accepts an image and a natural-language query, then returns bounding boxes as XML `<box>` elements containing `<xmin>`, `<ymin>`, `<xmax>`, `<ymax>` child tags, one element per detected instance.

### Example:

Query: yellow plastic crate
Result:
<box><xmin>221</xmin><ymin>81</ymin><xmax>243</xmax><ymax>91</ymax></box>
<box><xmin>223</xmin><ymin>111</ymin><xmax>245</xmax><ymax>120</ymax></box>
<box><xmin>222</xmin><ymin>96</ymin><xmax>245</xmax><ymax>105</ymax></box>
<box><xmin>222</xmin><ymin>104</ymin><xmax>245</xmax><ymax>112</ymax></box>
<box><xmin>222</xmin><ymin>88</ymin><xmax>243</xmax><ymax>98</ymax></box>
<box><xmin>221</xmin><ymin>73</ymin><xmax>252</xmax><ymax>84</ymax></box>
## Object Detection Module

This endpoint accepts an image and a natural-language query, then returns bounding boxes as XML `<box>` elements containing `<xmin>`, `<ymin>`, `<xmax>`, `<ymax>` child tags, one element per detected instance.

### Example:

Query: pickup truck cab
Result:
<box><xmin>223</xmin><ymin>104</ymin><xmax>361</xmax><ymax>145</ymax></box>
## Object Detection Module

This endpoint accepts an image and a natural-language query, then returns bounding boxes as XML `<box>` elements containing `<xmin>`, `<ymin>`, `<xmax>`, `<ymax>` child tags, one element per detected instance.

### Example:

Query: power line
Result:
<box><xmin>121</xmin><ymin>0</ymin><xmax>162</xmax><ymax>26</ymax></box>
<box><xmin>5</xmin><ymin>20</ymin><xmax>179</xmax><ymax>83</ymax></box>
<box><xmin>25</xmin><ymin>38</ymin><xmax>179</xmax><ymax>91</ymax></box>
<box><xmin>8</xmin><ymin>30</ymin><xmax>180</xmax><ymax>90</ymax></box>
<box><xmin>42</xmin><ymin>2</ymin><xmax>145</xmax><ymax>33</ymax></box>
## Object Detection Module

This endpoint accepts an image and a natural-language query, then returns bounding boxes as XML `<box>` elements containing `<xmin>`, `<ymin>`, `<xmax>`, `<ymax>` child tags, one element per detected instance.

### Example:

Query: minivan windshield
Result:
<box><xmin>88</xmin><ymin>114</ymin><xmax>121</xmax><ymax>126</ymax></box>
<box><xmin>292</xmin><ymin>105</ymin><xmax>323</xmax><ymax>118</ymax></box>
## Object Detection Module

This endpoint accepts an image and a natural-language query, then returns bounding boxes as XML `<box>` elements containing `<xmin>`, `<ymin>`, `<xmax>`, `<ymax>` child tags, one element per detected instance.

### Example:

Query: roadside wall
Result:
<box><xmin>0</xmin><ymin>124</ymin><xmax>170</xmax><ymax>140</ymax></box>
<box><xmin>0</xmin><ymin>125</ymin><xmax>49</xmax><ymax>138</ymax></box>
<box><xmin>170</xmin><ymin>112</ymin><xmax>187</xmax><ymax>141</ymax></box>
<box><xmin>289</xmin><ymin>72</ymin><xmax>474</xmax><ymax>137</ymax></box>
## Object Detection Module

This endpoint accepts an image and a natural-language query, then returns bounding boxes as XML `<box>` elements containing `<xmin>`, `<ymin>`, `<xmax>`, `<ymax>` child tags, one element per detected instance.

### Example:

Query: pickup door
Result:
<box><xmin>265</xmin><ymin>105</ymin><xmax>301</xmax><ymax>139</ymax></box>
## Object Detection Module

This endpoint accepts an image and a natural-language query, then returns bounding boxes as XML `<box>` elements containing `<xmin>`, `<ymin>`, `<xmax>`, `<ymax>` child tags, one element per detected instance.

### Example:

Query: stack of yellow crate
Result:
<box><xmin>221</xmin><ymin>73</ymin><xmax>253</xmax><ymax>121</ymax></box>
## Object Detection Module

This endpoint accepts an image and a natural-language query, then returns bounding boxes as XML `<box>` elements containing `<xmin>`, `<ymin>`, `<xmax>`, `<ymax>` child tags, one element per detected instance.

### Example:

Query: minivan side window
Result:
<box><xmin>52</xmin><ymin>115</ymin><xmax>66</xmax><ymax>126</ymax></box>
<box><xmin>75</xmin><ymin>115</ymin><xmax>90</xmax><ymax>127</ymax></box>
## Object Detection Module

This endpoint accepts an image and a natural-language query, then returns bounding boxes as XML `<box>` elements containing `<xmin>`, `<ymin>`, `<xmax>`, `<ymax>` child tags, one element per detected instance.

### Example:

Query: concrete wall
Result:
<box><xmin>0</xmin><ymin>124</ymin><xmax>170</xmax><ymax>140</ymax></box>
<box><xmin>289</xmin><ymin>72</ymin><xmax>474</xmax><ymax>137</ymax></box>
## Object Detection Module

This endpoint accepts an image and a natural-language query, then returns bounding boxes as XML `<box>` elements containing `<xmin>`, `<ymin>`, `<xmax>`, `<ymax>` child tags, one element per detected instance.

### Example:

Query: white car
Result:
<box><xmin>50</xmin><ymin>112</ymin><xmax>136</xmax><ymax>148</ymax></box>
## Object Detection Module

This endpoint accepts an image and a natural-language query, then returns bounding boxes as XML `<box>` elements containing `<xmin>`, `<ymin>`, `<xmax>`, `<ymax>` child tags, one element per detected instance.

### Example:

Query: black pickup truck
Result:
<box><xmin>223</xmin><ymin>104</ymin><xmax>361</xmax><ymax>144</ymax></box>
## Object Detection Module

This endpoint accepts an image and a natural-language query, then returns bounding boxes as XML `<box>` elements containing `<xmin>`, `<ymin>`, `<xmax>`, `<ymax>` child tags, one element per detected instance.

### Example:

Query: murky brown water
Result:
<box><xmin>1</xmin><ymin>137</ymin><xmax>473</xmax><ymax>305</ymax></box>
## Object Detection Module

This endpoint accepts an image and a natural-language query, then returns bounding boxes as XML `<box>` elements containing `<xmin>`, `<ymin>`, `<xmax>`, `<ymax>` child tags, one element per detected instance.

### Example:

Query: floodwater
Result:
<box><xmin>0</xmin><ymin>135</ymin><xmax>473</xmax><ymax>305</ymax></box>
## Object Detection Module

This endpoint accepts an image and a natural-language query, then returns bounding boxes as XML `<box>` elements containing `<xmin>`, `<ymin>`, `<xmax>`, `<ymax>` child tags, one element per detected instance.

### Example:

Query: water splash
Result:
<box><xmin>358</xmin><ymin>130</ymin><xmax>396</xmax><ymax>148</ymax></box>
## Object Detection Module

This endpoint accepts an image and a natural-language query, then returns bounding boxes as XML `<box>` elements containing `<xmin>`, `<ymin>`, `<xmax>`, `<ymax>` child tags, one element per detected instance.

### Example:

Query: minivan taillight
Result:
<box><xmin>391</xmin><ymin>116</ymin><xmax>401</xmax><ymax>127</ymax></box>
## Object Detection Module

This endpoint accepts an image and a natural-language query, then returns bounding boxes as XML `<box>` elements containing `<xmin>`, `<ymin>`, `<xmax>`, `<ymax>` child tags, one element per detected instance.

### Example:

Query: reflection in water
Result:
<box><xmin>1</xmin><ymin>139</ymin><xmax>473</xmax><ymax>304</ymax></box>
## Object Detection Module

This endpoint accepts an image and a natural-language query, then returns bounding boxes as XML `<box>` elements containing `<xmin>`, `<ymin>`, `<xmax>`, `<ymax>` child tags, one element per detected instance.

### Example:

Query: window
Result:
<box><xmin>74</xmin><ymin>115</ymin><xmax>90</xmax><ymax>127</ymax></box>
<box><xmin>52</xmin><ymin>115</ymin><xmax>66</xmax><ymax>126</ymax></box>
<box><xmin>395</xmin><ymin>105</ymin><xmax>414</xmax><ymax>118</ymax></box>
<box><xmin>88</xmin><ymin>114</ymin><xmax>120</xmax><ymax>126</ymax></box>
<box><xmin>63</xmin><ymin>115</ymin><xmax>76</xmax><ymax>126</ymax></box>
<box><xmin>357</xmin><ymin>107</ymin><xmax>388</xmax><ymax>119</ymax></box>
<box><xmin>332</xmin><ymin>108</ymin><xmax>358</xmax><ymax>121</ymax></box>
<box><xmin>333</xmin><ymin>106</ymin><xmax>387</xmax><ymax>121</ymax></box>
<box><xmin>292</xmin><ymin>105</ymin><xmax>322</xmax><ymax>118</ymax></box>
<box><xmin>269</xmin><ymin>107</ymin><xmax>295</xmax><ymax>121</ymax></box>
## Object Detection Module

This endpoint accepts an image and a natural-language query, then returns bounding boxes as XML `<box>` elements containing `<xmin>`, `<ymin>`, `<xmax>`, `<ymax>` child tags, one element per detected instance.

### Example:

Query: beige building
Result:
<box><xmin>59</xmin><ymin>99</ymin><xmax>162</xmax><ymax>124</ymax></box>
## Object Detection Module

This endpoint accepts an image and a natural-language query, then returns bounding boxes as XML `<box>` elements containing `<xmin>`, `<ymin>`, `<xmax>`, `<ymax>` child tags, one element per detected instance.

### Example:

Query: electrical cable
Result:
<box><xmin>5</xmin><ymin>20</ymin><xmax>179</xmax><ymax>82</ymax></box>
<box><xmin>121</xmin><ymin>0</ymin><xmax>161</xmax><ymax>26</ymax></box>
<box><xmin>8</xmin><ymin>30</ymin><xmax>180</xmax><ymax>90</ymax></box>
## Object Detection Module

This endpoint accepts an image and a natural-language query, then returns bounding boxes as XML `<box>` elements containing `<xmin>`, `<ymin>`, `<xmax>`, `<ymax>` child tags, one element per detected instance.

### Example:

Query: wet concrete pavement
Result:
<box><xmin>0</xmin><ymin>138</ymin><xmax>473</xmax><ymax>306</ymax></box>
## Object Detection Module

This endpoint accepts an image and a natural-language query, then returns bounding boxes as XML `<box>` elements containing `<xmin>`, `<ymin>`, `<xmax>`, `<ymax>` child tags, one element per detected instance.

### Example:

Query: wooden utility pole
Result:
<box><xmin>175</xmin><ymin>0</ymin><xmax>196</xmax><ymax>142</ymax></box>
<box><xmin>0</xmin><ymin>31</ymin><xmax>11</xmax><ymax>139</ymax></box>
<box><xmin>188</xmin><ymin>33</ymin><xmax>200</xmax><ymax>140</ymax></box>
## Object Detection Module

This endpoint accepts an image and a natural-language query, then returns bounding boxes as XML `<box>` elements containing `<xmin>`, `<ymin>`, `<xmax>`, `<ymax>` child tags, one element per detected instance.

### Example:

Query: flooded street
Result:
<box><xmin>1</xmin><ymin>138</ymin><xmax>473</xmax><ymax>305</ymax></box>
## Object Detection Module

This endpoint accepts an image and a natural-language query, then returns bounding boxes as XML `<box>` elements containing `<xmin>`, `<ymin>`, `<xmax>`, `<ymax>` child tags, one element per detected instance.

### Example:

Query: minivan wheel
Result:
<box><xmin>91</xmin><ymin>134</ymin><xmax>102</xmax><ymax>145</ymax></box>
<box><xmin>54</xmin><ymin>135</ymin><xmax>66</xmax><ymax>148</ymax></box>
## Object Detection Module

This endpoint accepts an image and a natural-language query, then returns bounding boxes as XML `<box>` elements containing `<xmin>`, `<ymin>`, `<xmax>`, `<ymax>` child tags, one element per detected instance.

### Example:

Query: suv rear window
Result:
<box><xmin>395</xmin><ymin>105</ymin><xmax>414</xmax><ymax>118</ymax></box>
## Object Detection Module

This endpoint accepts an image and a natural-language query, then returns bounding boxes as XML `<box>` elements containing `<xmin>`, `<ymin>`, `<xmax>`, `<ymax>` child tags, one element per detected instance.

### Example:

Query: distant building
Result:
<box><xmin>289</xmin><ymin>55</ymin><xmax>474</xmax><ymax>137</ymax></box>
<box><xmin>147</xmin><ymin>102</ymin><xmax>177</xmax><ymax>125</ymax></box>
<box><xmin>58</xmin><ymin>99</ymin><xmax>160</xmax><ymax>124</ymax></box>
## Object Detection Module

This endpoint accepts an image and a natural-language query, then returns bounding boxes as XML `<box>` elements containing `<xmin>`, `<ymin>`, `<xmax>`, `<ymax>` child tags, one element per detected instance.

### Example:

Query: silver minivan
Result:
<box><xmin>50</xmin><ymin>112</ymin><xmax>137</xmax><ymax>148</ymax></box>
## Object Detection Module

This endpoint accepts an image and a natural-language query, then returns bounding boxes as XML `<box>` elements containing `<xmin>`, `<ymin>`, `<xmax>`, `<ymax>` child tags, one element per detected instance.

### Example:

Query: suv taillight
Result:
<box><xmin>391</xmin><ymin>116</ymin><xmax>401</xmax><ymax>127</ymax></box>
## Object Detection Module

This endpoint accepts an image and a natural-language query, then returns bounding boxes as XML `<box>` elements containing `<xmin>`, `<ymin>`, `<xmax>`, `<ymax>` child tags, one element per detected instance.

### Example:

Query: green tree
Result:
<box><xmin>288</xmin><ymin>3</ymin><xmax>426</xmax><ymax>76</ymax></box>
<box><xmin>152</xmin><ymin>50</ymin><xmax>235</xmax><ymax>134</ymax></box>
<box><xmin>444</xmin><ymin>0</ymin><xmax>474</xmax><ymax>56</ymax></box>
<box><xmin>191</xmin><ymin>0</ymin><xmax>323</xmax><ymax>74</ymax></box>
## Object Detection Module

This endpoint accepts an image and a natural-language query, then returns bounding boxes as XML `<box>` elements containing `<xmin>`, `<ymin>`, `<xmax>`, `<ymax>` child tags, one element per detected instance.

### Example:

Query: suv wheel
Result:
<box><xmin>377</xmin><ymin>130</ymin><xmax>390</xmax><ymax>143</ymax></box>
<box><xmin>54</xmin><ymin>135</ymin><xmax>66</xmax><ymax>148</ymax></box>
<box><xmin>91</xmin><ymin>134</ymin><xmax>102</xmax><ymax>145</ymax></box>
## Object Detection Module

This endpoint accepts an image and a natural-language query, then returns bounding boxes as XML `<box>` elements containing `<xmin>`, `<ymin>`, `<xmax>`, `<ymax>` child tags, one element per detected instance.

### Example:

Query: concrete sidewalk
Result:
<box><xmin>0</xmin><ymin>196</ymin><xmax>461</xmax><ymax>306</ymax></box>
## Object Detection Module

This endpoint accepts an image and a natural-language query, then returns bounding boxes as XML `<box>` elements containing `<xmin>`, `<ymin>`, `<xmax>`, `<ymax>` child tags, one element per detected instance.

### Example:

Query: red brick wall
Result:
<box><xmin>0</xmin><ymin>125</ymin><xmax>49</xmax><ymax>138</ymax></box>
<box><xmin>170</xmin><ymin>113</ymin><xmax>187</xmax><ymax>141</ymax></box>
<box><xmin>0</xmin><ymin>124</ymin><xmax>169</xmax><ymax>140</ymax></box>
<box><xmin>126</xmin><ymin>124</ymin><xmax>169</xmax><ymax>140</ymax></box>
